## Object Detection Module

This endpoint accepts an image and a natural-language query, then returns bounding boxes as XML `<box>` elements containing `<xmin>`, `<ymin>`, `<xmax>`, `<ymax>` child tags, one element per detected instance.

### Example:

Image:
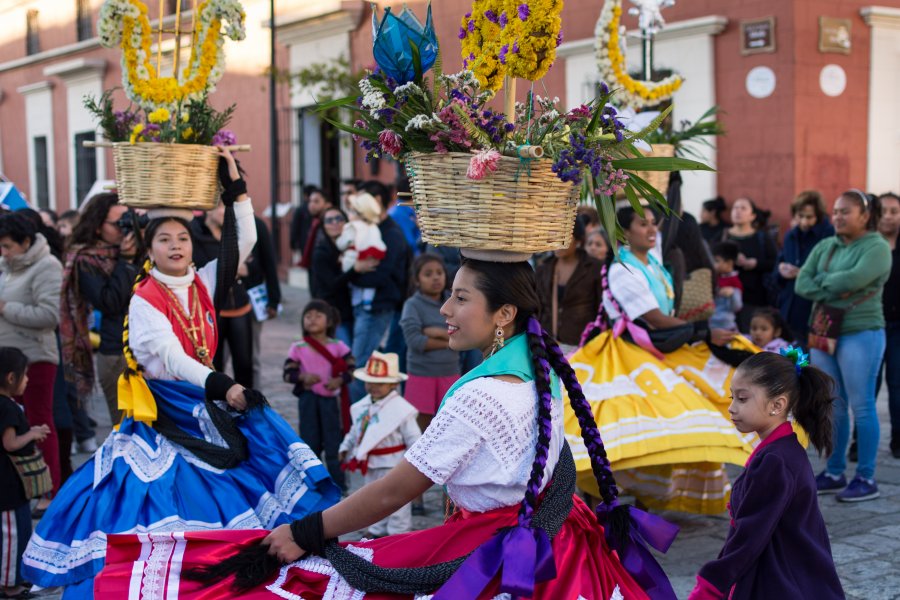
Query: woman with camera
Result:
<box><xmin>60</xmin><ymin>193</ymin><xmax>141</xmax><ymax>426</ymax></box>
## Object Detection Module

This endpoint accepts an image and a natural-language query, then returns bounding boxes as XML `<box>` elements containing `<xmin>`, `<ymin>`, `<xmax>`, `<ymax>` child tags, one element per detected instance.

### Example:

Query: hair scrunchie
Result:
<box><xmin>779</xmin><ymin>345</ymin><xmax>809</xmax><ymax>376</ymax></box>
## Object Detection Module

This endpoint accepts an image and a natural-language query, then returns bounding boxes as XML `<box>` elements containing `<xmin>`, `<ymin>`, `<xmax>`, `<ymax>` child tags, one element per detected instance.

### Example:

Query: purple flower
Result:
<box><xmin>468</xmin><ymin>19</ymin><xmax>475</xmax><ymax>32</ymax></box>
<box><xmin>599</xmin><ymin>82</ymin><xmax>610</xmax><ymax>96</ymax></box>
<box><xmin>465</xmin><ymin>11</ymin><xmax>471</xmax><ymax>18</ymax></box>
<box><xmin>499</xmin><ymin>11</ymin><xmax>508</xmax><ymax>29</ymax></box>
<box><xmin>458</xmin><ymin>27</ymin><xmax>466</xmax><ymax>39</ymax></box>
<box><xmin>499</xmin><ymin>43</ymin><xmax>509</xmax><ymax>64</ymax></box>
<box><xmin>211</xmin><ymin>129</ymin><xmax>236</xmax><ymax>146</ymax></box>
<box><xmin>513</xmin><ymin>40</ymin><xmax>520</xmax><ymax>53</ymax></box>
<box><xmin>556</xmin><ymin>31</ymin><xmax>564</xmax><ymax>47</ymax></box>
<box><xmin>484</xmin><ymin>9</ymin><xmax>498</xmax><ymax>23</ymax></box>
<box><xmin>518</xmin><ymin>3</ymin><xmax>530</xmax><ymax>21</ymax></box>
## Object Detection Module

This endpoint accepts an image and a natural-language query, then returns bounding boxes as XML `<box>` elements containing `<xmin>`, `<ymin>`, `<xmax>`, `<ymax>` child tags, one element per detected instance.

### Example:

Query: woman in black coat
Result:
<box><xmin>311</xmin><ymin>207</ymin><xmax>354</xmax><ymax>346</ymax></box>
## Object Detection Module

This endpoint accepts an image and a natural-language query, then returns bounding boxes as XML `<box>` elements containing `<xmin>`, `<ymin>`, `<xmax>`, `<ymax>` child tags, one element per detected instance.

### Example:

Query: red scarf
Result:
<box><xmin>136</xmin><ymin>276</ymin><xmax>218</xmax><ymax>366</ymax></box>
<box><xmin>303</xmin><ymin>335</ymin><xmax>351</xmax><ymax>433</ymax></box>
<box><xmin>298</xmin><ymin>218</ymin><xmax>321</xmax><ymax>268</ymax></box>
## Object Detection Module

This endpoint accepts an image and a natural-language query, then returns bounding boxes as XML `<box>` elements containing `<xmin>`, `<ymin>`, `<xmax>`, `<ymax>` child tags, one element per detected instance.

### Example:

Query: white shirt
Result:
<box><xmin>602</xmin><ymin>260</ymin><xmax>663</xmax><ymax>322</ymax></box>
<box><xmin>405</xmin><ymin>378</ymin><xmax>564</xmax><ymax>513</ymax></box>
<box><xmin>339</xmin><ymin>391</ymin><xmax>421</xmax><ymax>470</ymax></box>
<box><xmin>129</xmin><ymin>199</ymin><xmax>257</xmax><ymax>387</ymax></box>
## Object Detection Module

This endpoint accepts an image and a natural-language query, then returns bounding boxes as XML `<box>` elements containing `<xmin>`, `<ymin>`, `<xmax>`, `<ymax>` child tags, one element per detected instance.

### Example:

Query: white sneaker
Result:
<box><xmin>77</xmin><ymin>437</ymin><xmax>98</xmax><ymax>453</ymax></box>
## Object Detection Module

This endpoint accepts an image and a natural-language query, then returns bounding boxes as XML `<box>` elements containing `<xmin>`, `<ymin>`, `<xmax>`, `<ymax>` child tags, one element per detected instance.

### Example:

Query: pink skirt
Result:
<box><xmin>404</xmin><ymin>375</ymin><xmax>459</xmax><ymax>415</ymax></box>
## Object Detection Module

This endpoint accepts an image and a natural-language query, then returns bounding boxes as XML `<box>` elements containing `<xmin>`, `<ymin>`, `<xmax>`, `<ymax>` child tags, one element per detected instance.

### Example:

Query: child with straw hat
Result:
<box><xmin>339</xmin><ymin>351</ymin><xmax>421</xmax><ymax>536</ymax></box>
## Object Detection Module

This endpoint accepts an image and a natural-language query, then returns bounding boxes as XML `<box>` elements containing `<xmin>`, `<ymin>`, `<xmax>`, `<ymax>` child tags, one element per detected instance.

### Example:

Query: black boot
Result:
<box><xmin>891</xmin><ymin>435</ymin><xmax>900</xmax><ymax>459</ymax></box>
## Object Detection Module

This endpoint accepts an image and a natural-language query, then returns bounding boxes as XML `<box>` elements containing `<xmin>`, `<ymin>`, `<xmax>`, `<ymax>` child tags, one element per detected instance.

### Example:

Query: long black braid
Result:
<box><xmin>520</xmin><ymin>320</ymin><xmax>556</xmax><ymax>527</ymax></box>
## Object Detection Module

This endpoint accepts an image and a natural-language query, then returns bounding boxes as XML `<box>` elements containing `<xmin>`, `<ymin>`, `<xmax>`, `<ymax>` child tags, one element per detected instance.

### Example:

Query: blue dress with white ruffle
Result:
<box><xmin>21</xmin><ymin>379</ymin><xmax>340</xmax><ymax>598</ymax></box>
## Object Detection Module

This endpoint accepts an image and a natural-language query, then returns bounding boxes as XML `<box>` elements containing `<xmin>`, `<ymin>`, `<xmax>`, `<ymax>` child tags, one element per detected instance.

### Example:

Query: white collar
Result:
<box><xmin>150</xmin><ymin>267</ymin><xmax>195</xmax><ymax>289</ymax></box>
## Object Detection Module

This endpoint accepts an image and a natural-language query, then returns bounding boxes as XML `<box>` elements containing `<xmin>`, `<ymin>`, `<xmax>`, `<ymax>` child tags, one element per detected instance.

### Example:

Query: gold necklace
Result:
<box><xmin>158</xmin><ymin>281</ymin><xmax>212</xmax><ymax>367</ymax></box>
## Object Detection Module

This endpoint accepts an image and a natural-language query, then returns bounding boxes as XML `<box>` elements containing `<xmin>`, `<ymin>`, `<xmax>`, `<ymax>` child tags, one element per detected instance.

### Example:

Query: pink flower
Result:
<box><xmin>466</xmin><ymin>149</ymin><xmax>502</xmax><ymax>180</ymax></box>
<box><xmin>378</xmin><ymin>130</ymin><xmax>403</xmax><ymax>157</ymax></box>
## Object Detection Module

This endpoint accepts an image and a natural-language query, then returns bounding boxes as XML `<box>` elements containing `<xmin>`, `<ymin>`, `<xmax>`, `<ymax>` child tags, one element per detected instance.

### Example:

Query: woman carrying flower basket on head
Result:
<box><xmin>565</xmin><ymin>205</ymin><xmax>759</xmax><ymax>514</ymax></box>
<box><xmin>22</xmin><ymin>150</ymin><xmax>341</xmax><ymax>598</ymax></box>
<box><xmin>97</xmin><ymin>256</ymin><xmax>678</xmax><ymax>600</ymax></box>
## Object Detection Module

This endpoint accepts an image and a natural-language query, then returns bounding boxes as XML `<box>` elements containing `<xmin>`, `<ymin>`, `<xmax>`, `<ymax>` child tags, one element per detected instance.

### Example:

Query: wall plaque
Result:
<box><xmin>741</xmin><ymin>17</ymin><xmax>776</xmax><ymax>55</ymax></box>
<box><xmin>819</xmin><ymin>17</ymin><xmax>851</xmax><ymax>54</ymax></box>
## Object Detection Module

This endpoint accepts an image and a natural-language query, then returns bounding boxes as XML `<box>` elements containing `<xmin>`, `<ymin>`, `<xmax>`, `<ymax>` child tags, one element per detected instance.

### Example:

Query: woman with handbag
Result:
<box><xmin>568</xmin><ymin>206</ymin><xmax>756</xmax><ymax>514</ymax></box>
<box><xmin>20</xmin><ymin>149</ymin><xmax>341</xmax><ymax>596</ymax></box>
<box><xmin>795</xmin><ymin>189</ymin><xmax>890</xmax><ymax>503</ymax></box>
<box><xmin>0</xmin><ymin>212</ymin><xmax>62</xmax><ymax>507</ymax></box>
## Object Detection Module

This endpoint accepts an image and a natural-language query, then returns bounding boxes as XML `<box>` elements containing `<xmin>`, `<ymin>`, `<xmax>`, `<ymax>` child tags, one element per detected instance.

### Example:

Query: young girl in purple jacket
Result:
<box><xmin>689</xmin><ymin>349</ymin><xmax>845</xmax><ymax>599</ymax></box>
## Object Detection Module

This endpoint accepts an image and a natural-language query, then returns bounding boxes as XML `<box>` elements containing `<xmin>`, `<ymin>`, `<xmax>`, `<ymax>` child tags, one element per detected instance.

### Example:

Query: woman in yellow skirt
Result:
<box><xmin>564</xmin><ymin>206</ymin><xmax>757</xmax><ymax>514</ymax></box>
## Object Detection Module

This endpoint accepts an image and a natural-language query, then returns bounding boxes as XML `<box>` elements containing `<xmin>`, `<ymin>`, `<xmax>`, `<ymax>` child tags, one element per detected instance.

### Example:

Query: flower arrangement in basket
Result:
<box><xmin>324</xmin><ymin>1</ymin><xmax>712</xmax><ymax>255</ymax></box>
<box><xmin>84</xmin><ymin>0</ymin><xmax>248</xmax><ymax>210</ymax></box>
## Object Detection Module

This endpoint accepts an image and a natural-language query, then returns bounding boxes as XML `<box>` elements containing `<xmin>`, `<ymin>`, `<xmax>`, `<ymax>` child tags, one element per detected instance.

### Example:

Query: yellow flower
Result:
<box><xmin>181</xmin><ymin>112</ymin><xmax>190</xmax><ymax>123</ymax></box>
<box><xmin>147</xmin><ymin>107</ymin><xmax>170</xmax><ymax>124</ymax></box>
<box><xmin>182</xmin><ymin>127</ymin><xmax>195</xmax><ymax>141</ymax></box>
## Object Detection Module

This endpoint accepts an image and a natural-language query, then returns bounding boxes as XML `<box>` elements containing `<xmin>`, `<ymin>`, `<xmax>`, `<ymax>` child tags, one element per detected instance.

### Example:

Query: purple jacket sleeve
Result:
<box><xmin>697</xmin><ymin>452</ymin><xmax>795</xmax><ymax>594</ymax></box>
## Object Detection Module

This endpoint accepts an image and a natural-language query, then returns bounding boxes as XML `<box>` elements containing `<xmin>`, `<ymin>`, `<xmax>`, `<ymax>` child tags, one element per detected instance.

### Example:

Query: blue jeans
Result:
<box><xmin>350</xmin><ymin>307</ymin><xmax>395</xmax><ymax>401</ymax></box>
<box><xmin>335</xmin><ymin>322</ymin><xmax>353</xmax><ymax>349</ymax></box>
<box><xmin>812</xmin><ymin>328</ymin><xmax>886</xmax><ymax>480</ymax></box>
<box><xmin>876</xmin><ymin>320</ymin><xmax>900</xmax><ymax>442</ymax></box>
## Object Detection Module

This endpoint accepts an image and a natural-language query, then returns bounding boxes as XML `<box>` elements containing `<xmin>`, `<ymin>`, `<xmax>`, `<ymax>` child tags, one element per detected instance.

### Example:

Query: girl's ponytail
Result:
<box><xmin>739</xmin><ymin>349</ymin><xmax>836</xmax><ymax>457</ymax></box>
<box><xmin>794</xmin><ymin>365</ymin><xmax>835</xmax><ymax>456</ymax></box>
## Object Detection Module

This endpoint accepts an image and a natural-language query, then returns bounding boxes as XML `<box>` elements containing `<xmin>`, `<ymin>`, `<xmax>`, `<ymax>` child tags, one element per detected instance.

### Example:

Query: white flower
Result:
<box><xmin>405</xmin><ymin>114</ymin><xmax>437</xmax><ymax>131</ymax></box>
<box><xmin>393</xmin><ymin>82</ymin><xmax>423</xmax><ymax>98</ymax></box>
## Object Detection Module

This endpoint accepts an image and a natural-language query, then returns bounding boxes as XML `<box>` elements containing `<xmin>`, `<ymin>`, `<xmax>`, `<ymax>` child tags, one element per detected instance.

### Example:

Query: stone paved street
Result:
<box><xmin>48</xmin><ymin>284</ymin><xmax>900</xmax><ymax>599</ymax></box>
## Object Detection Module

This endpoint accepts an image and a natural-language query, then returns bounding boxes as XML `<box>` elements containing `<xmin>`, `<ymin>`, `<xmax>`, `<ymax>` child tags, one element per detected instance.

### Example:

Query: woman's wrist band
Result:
<box><xmin>290</xmin><ymin>511</ymin><xmax>328</xmax><ymax>557</ymax></box>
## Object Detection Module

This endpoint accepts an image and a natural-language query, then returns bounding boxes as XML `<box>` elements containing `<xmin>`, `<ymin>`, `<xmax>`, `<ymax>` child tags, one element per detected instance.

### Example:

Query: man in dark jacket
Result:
<box><xmin>190</xmin><ymin>206</ymin><xmax>254</xmax><ymax>387</ymax></box>
<box><xmin>243</xmin><ymin>216</ymin><xmax>282</xmax><ymax>388</ymax></box>
<box><xmin>346</xmin><ymin>190</ymin><xmax>410</xmax><ymax>401</ymax></box>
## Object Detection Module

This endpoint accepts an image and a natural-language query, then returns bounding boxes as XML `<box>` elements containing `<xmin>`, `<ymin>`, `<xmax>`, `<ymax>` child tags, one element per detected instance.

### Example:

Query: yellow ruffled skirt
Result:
<box><xmin>564</xmin><ymin>331</ymin><xmax>758</xmax><ymax>514</ymax></box>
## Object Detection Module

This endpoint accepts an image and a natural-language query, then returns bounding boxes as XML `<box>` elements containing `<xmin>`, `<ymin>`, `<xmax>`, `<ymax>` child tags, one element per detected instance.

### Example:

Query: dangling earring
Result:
<box><xmin>490</xmin><ymin>325</ymin><xmax>505</xmax><ymax>356</ymax></box>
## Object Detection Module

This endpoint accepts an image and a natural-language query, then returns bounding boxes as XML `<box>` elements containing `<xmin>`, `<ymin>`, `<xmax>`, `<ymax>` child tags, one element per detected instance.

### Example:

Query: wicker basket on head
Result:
<box><xmin>635</xmin><ymin>143</ymin><xmax>675</xmax><ymax>195</ymax></box>
<box><xmin>110</xmin><ymin>142</ymin><xmax>220</xmax><ymax>210</ymax></box>
<box><xmin>403</xmin><ymin>151</ymin><xmax>579</xmax><ymax>254</ymax></box>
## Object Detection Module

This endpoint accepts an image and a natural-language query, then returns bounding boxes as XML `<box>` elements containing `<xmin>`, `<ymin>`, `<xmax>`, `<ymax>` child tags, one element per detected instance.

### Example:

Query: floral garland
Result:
<box><xmin>459</xmin><ymin>0</ymin><xmax>564</xmax><ymax>92</ymax></box>
<box><xmin>595</xmin><ymin>0</ymin><xmax>682</xmax><ymax>110</ymax></box>
<box><xmin>98</xmin><ymin>0</ymin><xmax>246</xmax><ymax>111</ymax></box>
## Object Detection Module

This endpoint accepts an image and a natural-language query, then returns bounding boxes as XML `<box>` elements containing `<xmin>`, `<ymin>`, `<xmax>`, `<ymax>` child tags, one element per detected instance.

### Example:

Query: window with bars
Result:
<box><xmin>74</xmin><ymin>132</ymin><xmax>97</xmax><ymax>205</ymax></box>
<box><xmin>26</xmin><ymin>9</ymin><xmax>40</xmax><ymax>55</ymax></box>
<box><xmin>33</xmin><ymin>136</ymin><xmax>49</xmax><ymax>209</ymax></box>
<box><xmin>76</xmin><ymin>0</ymin><xmax>92</xmax><ymax>41</ymax></box>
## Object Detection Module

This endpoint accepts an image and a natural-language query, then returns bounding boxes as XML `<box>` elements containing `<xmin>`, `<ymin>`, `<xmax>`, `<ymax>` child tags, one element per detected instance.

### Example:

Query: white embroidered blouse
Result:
<box><xmin>405</xmin><ymin>377</ymin><xmax>564</xmax><ymax>513</ymax></box>
<box><xmin>128</xmin><ymin>199</ymin><xmax>257</xmax><ymax>387</ymax></box>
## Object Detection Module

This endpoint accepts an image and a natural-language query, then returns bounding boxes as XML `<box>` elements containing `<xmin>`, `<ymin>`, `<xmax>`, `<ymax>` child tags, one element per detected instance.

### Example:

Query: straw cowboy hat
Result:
<box><xmin>353</xmin><ymin>351</ymin><xmax>408</xmax><ymax>383</ymax></box>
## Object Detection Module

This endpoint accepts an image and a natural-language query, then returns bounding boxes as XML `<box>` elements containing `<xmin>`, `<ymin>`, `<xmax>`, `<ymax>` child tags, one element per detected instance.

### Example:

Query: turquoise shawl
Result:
<box><xmin>439</xmin><ymin>333</ymin><xmax>560</xmax><ymax>412</ymax></box>
<box><xmin>619</xmin><ymin>247</ymin><xmax>675</xmax><ymax>316</ymax></box>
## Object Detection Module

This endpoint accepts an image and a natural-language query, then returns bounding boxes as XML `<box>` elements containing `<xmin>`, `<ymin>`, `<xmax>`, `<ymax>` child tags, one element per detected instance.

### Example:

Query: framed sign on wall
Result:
<box><xmin>819</xmin><ymin>17</ymin><xmax>852</xmax><ymax>54</ymax></box>
<box><xmin>741</xmin><ymin>16</ymin><xmax>776</xmax><ymax>55</ymax></box>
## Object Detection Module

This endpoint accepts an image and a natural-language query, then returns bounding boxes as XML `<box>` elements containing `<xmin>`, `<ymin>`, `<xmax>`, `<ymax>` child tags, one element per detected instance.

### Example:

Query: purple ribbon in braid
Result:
<box><xmin>542</xmin><ymin>328</ymin><xmax>680</xmax><ymax>600</ymax></box>
<box><xmin>433</xmin><ymin>317</ymin><xmax>558</xmax><ymax>599</ymax></box>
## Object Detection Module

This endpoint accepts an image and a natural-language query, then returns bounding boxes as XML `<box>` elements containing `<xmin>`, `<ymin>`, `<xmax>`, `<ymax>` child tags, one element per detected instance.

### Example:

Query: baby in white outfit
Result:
<box><xmin>336</xmin><ymin>193</ymin><xmax>387</xmax><ymax>309</ymax></box>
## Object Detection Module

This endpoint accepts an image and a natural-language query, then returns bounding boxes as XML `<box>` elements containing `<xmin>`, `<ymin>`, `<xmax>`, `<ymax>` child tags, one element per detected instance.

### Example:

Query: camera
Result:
<box><xmin>115</xmin><ymin>209</ymin><xmax>149</xmax><ymax>235</ymax></box>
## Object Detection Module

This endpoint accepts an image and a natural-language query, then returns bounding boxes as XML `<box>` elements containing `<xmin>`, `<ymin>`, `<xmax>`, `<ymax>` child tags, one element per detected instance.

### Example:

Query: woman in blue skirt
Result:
<box><xmin>21</xmin><ymin>150</ymin><xmax>340</xmax><ymax>598</ymax></box>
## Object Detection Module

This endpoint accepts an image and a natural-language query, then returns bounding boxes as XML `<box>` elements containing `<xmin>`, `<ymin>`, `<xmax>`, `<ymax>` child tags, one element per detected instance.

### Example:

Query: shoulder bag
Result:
<box><xmin>9</xmin><ymin>450</ymin><xmax>53</xmax><ymax>499</ymax></box>
<box><xmin>808</xmin><ymin>245</ymin><xmax>878</xmax><ymax>355</ymax></box>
